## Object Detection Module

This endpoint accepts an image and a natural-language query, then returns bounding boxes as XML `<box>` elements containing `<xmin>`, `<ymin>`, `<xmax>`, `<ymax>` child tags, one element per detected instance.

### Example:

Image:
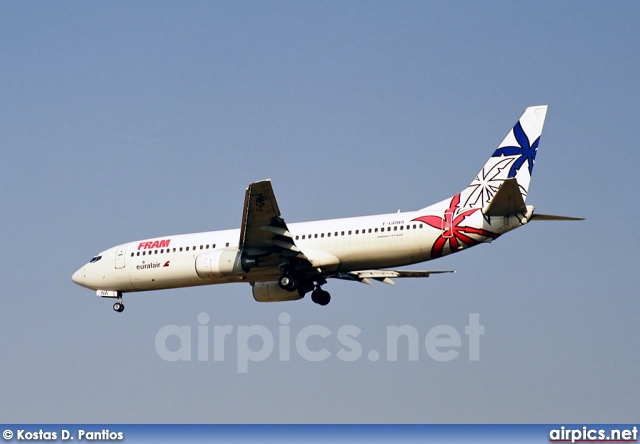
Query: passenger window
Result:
<box><xmin>321</xmin><ymin>233</ymin><xmax>325</xmax><ymax>238</ymax></box>
<box><xmin>186</xmin><ymin>247</ymin><xmax>189</xmax><ymax>251</ymax></box>
<box><xmin>355</xmin><ymin>230</ymin><xmax>359</xmax><ymax>234</ymax></box>
<box><xmin>400</xmin><ymin>226</ymin><xmax>403</xmax><ymax>230</ymax></box>
<box><xmin>335</xmin><ymin>232</ymin><xmax>338</xmax><ymax>236</ymax></box>
<box><xmin>206</xmin><ymin>245</ymin><xmax>209</xmax><ymax>249</ymax></box>
<box><xmin>314</xmin><ymin>234</ymin><xmax>318</xmax><ymax>239</ymax></box>
<box><xmin>341</xmin><ymin>231</ymin><xmax>345</xmax><ymax>236</ymax></box>
<box><xmin>155</xmin><ymin>250</ymin><xmax>158</xmax><ymax>254</ymax></box>
<box><xmin>137</xmin><ymin>252</ymin><xmax>140</xmax><ymax>256</ymax></box>
<box><xmin>327</xmin><ymin>233</ymin><xmax>331</xmax><ymax>237</ymax></box>
<box><xmin>296</xmin><ymin>236</ymin><xmax>299</xmax><ymax>240</ymax></box>
<box><xmin>226</xmin><ymin>242</ymin><xmax>229</xmax><ymax>247</ymax></box>
<box><xmin>142</xmin><ymin>251</ymin><xmax>146</xmax><ymax>256</ymax></box>
<box><xmin>348</xmin><ymin>231</ymin><xmax>352</xmax><ymax>235</ymax></box>
<box><xmin>180</xmin><ymin>247</ymin><xmax>183</xmax><ymax>252</ymax></box>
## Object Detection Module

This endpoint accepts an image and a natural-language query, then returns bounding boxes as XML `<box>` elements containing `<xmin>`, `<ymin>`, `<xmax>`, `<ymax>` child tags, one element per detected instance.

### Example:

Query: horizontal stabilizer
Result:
<box><xmin>530</xmin><ymin>213</ymin><xmax>585</xmax><ymax>221</ymax></box>
<box><xmin>482</xmin><ymin>178</ymin><xmax>526</xmax><ymax>217</ymax></box>
<box><xmin>333</xmin><ymin>269</ymin><xmax>454</xmax><ymax>285</ymax></box>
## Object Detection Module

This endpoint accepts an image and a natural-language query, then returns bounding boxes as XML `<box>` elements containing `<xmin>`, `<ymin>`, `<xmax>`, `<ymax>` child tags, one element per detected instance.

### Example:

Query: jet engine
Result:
<box><xmin>195</xmin><ymin>248</ymin><xmax>244</xmax><ymax>279</ymax></box>
<box><xmin>252</xmin><ymin>282</ymin><xmax>304</xmax><ymax>302</ymax></box>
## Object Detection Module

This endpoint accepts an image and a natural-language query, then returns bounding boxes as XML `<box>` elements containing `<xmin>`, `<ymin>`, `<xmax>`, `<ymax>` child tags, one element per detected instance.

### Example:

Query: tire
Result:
<box><xmin>279</xmin><ymin>275</ymin><xmax>291</xmax><ymax>289</ymax></box>
<box><xmin>279</xmin><ymin>274</ymin><xmax>298</xmax><ymax>292</ymax></box>
<box><xmin>311</xmin><ymin>289</ymin><xmax>331</xmax><ymax>306</ymax></box>
<box><xmin>317</xmin><ymin>290</ymin><xmax>331</xmax><ymax>306</ymax></box>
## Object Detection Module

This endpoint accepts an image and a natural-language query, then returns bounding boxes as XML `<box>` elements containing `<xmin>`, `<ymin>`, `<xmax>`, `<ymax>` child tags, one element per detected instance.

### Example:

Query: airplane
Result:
<box><xmin>72</xmin><ymin>105</ymin><xmax>582</xmax><ymax>312</ymax></box>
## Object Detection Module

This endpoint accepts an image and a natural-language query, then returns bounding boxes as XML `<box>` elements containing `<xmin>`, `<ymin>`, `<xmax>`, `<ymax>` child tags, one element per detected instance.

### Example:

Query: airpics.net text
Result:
<box><xmin>155</xmin><ymin>313</ymin><xmax>484</xmax><ymax>373</ymax></box>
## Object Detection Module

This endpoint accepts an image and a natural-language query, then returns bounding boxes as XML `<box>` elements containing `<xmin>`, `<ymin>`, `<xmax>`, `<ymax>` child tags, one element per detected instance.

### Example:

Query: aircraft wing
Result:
<box><xmin>239</xmin><ymin>180</ymin><xmax>307</xmax><ymax>259</ymax></box>
<box><xmin>333</xmin><ymin>269</ymin><xmax>455</xmax><ymax>285</ymax></box>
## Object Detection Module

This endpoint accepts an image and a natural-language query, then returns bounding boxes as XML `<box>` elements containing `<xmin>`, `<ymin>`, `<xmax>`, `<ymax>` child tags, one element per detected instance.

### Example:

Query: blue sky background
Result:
<box><xmin>1</xmin><ymin>1</ymin><xmax>638</xmax><ymax>423</ymax></box>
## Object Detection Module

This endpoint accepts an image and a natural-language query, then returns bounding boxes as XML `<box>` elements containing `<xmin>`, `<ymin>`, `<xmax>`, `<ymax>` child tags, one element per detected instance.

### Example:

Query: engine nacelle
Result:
<box><xmin>252</xmin><ymin>282</ymin><xmax>304</xmax><ymax>302</ymax></box>
<box><xmin>195</xmin><ymin>248</ymin><xmax>244</xmax><ymax>279</ymax></box>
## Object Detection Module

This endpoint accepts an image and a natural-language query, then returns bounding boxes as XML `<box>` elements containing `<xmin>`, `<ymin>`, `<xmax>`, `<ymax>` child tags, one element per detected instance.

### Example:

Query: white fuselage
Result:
<box><xmin>71</xmin><ymin>198</ymin><xmax>525</xmax><ymax>294</ymax></box>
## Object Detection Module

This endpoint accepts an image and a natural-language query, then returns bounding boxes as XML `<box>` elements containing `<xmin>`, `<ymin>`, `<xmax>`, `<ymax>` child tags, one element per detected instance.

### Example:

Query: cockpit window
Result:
<box><xmin>89</xmin><ymin>255</ymin><xmax>102</xmax><ymax>263</ymax></box>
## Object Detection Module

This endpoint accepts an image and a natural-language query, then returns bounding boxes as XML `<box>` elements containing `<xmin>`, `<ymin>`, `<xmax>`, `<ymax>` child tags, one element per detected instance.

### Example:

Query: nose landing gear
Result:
<box><xmin>113</xmin><ymin>293</ymin><xmax>124</xmax><ymax>313</ymax></box>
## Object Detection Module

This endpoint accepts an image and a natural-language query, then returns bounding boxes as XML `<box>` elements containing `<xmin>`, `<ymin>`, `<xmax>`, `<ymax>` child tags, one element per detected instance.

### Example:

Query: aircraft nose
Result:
<box><xmin>72</xmin><ymin>267</ymin><xmax>86</xmax><ymax>287</ymax></box>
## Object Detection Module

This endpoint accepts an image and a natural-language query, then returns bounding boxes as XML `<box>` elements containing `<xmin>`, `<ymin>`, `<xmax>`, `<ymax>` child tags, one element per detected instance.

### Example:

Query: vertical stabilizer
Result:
<box><xmin>459</xmin><ymin>105</ymin><xmax>548</xmax><ymax>209</ymax></box>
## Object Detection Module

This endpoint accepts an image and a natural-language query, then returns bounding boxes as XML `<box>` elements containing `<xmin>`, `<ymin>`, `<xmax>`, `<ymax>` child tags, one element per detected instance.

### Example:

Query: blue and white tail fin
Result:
<box><xmin>459</xmin><ymin>105</ymin><xmax>548</xmax><ymax>210</ymax></box>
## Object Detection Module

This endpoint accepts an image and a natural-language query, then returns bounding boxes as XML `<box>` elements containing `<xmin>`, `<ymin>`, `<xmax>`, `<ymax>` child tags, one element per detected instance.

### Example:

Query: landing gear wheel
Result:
<box><xmin>278</xmin><ymin>274</ymin><xmax>292</xmax><ymax>289</ymax></box>
<box><xmin>113</xmin><ymin>302</ymin><xmax>125</xmax><ymax>313</ymax></box>
<box><xmin>311</xmin><ymin>289</ymin><xmax>331</xmax><ymax>306</ymax></box>
<box><xmin>278</xmin><ymin>274</ymin><xmax>298</xmax><ymax>292</ymax></box>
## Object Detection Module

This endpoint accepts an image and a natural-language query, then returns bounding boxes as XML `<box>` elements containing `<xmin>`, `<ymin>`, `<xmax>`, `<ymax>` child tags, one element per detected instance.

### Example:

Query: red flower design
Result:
<box><xmin>413</xmin><ymin>194</ymin><xmax>500</xmax><ymax>259</ymax></box>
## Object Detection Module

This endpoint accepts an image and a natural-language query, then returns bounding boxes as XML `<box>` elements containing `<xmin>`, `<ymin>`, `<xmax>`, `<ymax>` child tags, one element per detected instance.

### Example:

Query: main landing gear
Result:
<box><xmin>278</xmin><ymin>271</ymin><xmax>332</xmax><ymax>306</ymax></box>
<box><xmin>311</xmin><ymin>287</ymin><xmax>331</xmax><ymax>306</ymax></box>
<box><xmin>278</xmin><ymin>273</ymin><xmax>298</xmax><ymax>292</ymax></box>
